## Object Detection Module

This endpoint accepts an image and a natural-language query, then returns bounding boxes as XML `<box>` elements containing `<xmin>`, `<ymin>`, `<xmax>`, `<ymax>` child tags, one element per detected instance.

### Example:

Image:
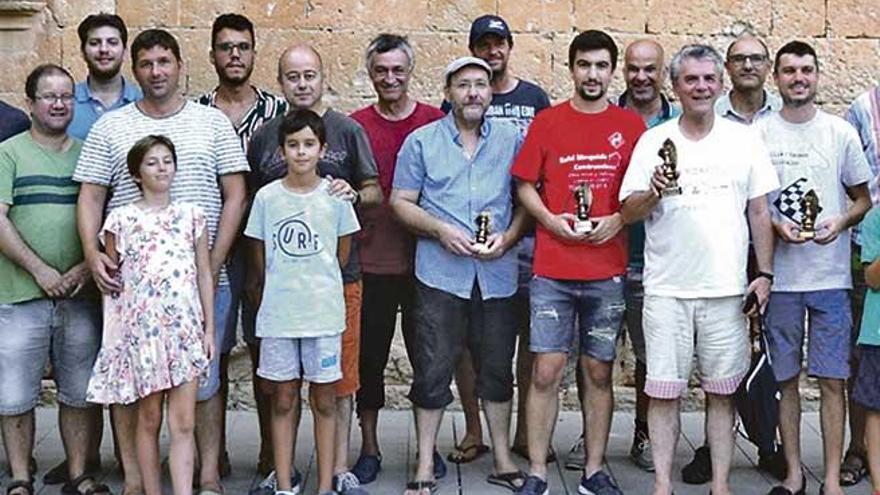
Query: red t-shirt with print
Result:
<box><xmin>511</xmin><ymin>101</ymin><xmax>646</xmax><ymax>281</ymax></box>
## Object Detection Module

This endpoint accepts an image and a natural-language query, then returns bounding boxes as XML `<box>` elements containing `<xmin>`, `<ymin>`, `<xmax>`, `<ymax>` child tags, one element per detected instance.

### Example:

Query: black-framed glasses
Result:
<box><xmin>35</xmin><ymin>93</ymin><xmax>74</xmax><ymax>104</ymax></box>
<box><xmin>728</xmin><ymin>54</ymin><xmax>767</xmax><ymax>66</ymax></box>
<box><xmin>215</xmin><ymin>42</ymin><xmax>252</xmax><ymax>54</ymax></box>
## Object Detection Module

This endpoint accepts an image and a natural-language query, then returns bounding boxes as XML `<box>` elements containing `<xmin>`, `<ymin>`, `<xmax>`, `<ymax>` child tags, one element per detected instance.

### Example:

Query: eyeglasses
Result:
<box><xmin>215</xmin><ymin>42</ymin><xmax>252</xmax><ymax>54</ymax></box>
<box><xmin>728</xmin><ymin>54</ymin><xmax>767</xmax><ymax>66</ymax></box>
<box><xmin>35</xmin><ymin>93</ymin><xmax>74</xmax><ymax>104</ymax></box>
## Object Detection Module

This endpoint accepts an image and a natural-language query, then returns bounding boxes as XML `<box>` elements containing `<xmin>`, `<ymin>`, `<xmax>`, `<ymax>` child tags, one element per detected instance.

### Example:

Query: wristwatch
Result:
<box><xmin>757</xmin><ymin>271</ymin><xmax>774</xmax><ymax>283</ymax></box>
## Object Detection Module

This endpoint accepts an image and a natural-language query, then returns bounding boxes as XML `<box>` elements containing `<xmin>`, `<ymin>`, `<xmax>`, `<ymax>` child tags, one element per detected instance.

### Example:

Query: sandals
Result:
<box><xmin>840</xmin><ymin>450</ymin><xmax>867</xmax><ymax>486</ymax></box>
<box><xmin>60</xmin><ymin>474</ymin><xmax>111</xmax><ymax>495</ymax></box>
<box><xmin>487</xmin><ymin>470</ymin><xmax>527</xmax><ymax>491</ymax></box>
<box><xmin>446</xmin><ymin>442</ymin><xmax>489</xmax><ymax>464</ymax></box>
<box><xmin>405</xmin><ymin>480</ymin><xmax>437</xmax><ymax>494</ymax></box>
<box><xmin>5</xmin><ymin>480</ymin><xmax>33</xmax><ymax>495</ymax></box>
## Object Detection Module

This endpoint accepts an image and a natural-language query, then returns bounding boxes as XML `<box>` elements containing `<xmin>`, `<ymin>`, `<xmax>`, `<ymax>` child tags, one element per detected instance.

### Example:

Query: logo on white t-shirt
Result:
<box><xmin>274</xmin><ymin>212</ymin><xmax>323</xmax><ymax>258</ymax></box>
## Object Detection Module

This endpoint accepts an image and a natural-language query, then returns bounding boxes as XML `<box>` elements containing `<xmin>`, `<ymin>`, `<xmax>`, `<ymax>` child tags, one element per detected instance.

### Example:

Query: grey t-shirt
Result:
<box><xmin>247</xmin><ymin>109</ymin><xmax>378</xmax><ymax>282</ymax></box>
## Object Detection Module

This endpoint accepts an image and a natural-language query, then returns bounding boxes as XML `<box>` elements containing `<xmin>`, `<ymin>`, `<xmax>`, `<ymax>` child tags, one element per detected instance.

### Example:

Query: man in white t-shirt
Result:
<box><xmin>755</xmin><ymin>41</ymin><xmax>871</xmax><ymax>495</ymax></box>
<box><xmin>619</xmin><ymin>44</ymin><xmax>778</xmax><ymax>495</ymax></box>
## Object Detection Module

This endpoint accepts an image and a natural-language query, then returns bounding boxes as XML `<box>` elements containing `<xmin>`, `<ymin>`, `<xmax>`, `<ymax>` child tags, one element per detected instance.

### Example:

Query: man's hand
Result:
<box><xmin>326</xmin><ymin>176</ymin><xmax>357</xmax><ymax>202</ymax></box>
<box><xmin>438</xmin><ymin>223</ymin><xmax>477</xmax><ymax>257</ymax></box>
<box><xmin>772</xmin><ymin>219</ymin><xmax>807</xmax><ymax>244</ymax></box>
<box><xmin>814</xmin><ymin>215</ymin><xmax>846</xmax><ymax>245</ymax></box>
<box><xmin>203</xmin><ymin>326</ymin><xmax>216</xmax><ymax>362</ymax></box>
<box><xmin>745</xmin><ymin>277</ymin><xmax>771</xmax><ymax>315</ymax></box>
<box><xmin>85</xmin><ymin>251</ymin><xmax>121</xmax><ymax>294</ymax></box>
<box><xmin>61</xmin><ymin>263</ymin><xmax>91</xmax><ymax>297</ymax></box>
<box><xmin>650</xmin><ymin>165</ymin><xmax>673</xmax><ymax>197</ymax></box>
<box><xmin>544</xmin><ymin>213</ymin><xmax>589</xmax><ymax>243</ymax></box>
<box><xmin>584</xmin><ymin>213</ymin><xmax>624</xmax><ymax>245</ymax></box>
<box><xmin>474</xmin><ymin>232</ymin><xmax>509</xmax><ymax>260</ymax></box>
<box><xmin>33</xmin><ymin>266</ymin><xmax>68</xmax><ymax>298</ymax></box>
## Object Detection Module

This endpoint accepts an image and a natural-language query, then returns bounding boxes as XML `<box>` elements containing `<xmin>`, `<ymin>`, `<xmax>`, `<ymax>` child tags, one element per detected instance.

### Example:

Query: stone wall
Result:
<box><xmin>9</xmin><ymin>0</ymin><xmax>864</xmax><ymax>410</ymax></box>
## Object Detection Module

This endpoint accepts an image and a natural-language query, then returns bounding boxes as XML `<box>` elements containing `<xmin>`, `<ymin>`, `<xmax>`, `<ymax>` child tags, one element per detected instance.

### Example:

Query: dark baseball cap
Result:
<box><xmin>468</xmin><ymin>15</ymin><xmax>512</xmax><ymax>49</ymax></box>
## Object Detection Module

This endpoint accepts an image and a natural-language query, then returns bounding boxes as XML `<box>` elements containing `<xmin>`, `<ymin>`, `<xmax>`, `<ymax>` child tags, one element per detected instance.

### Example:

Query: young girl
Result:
<box><xmin>86</xmin><ymin>134</ymin><xmax>215</xmax><ymax>495</ymax></box>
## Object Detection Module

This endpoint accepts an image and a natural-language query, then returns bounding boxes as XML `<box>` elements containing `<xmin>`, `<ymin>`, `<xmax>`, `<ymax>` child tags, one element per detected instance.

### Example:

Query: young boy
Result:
<box><xmin>856</xmin><ymin>205</ymin><xmax>880</xmax><ymax>495</ymax></box>
<box><xmin>244</xmin><ymin>110</ymin><xmax>360</xmax><ymax>495</ymax></box>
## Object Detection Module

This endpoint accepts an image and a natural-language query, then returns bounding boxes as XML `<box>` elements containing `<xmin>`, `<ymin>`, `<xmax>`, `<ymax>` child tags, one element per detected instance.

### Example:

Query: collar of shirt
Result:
<box><xmin>715</xmin><ymin>89</ymin><xmax>782</xmax><ymax>124</ymax></box>
<box><xmin>439</xmin><ymin>111</ymin><xmax>491</xmax><ymax>149</ymax></box>
<box><xmin>74</xmin><ymin>77</ymin><xmax>140</xmax><ymax>109</ymax></box>
<box><xmin>616</xmin><ymin>91</ymin><xmax>679</xmax><ymax>128</ymax></box>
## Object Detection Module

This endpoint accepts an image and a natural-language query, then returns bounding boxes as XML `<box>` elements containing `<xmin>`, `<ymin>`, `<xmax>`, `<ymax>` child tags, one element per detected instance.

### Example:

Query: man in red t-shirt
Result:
<box><xmin>511</xmin><ymin>30</ymin><xmax>645</xmax><ymax>495</ymax></box>
<box><xmin>348</xmin><ymin>33</ymin><xmax>445</xmax><ymax>486</ymax></box>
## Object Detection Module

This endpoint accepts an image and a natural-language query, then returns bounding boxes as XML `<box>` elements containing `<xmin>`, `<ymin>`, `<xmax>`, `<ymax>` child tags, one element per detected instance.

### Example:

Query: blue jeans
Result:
<box><xmin>197</xmin><ymin>284</ymin><xmax>232</xmax><ymax>402</ymax></box>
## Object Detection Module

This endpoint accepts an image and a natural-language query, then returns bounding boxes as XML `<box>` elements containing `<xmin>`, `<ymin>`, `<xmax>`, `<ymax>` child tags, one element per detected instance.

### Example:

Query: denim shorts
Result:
<box><xmin>0</xmin><ymin>298</ymin><xmax>101</xmax><ymax>415</ymax></box>
<box><xmin>528</xmin><ymin>275</ymin><xmax>624</xmax><ymax>362</ymax></box>
<box><xmin>764</xmin><ymin>290</ymin><xmax>852</xmax><ymax>382</ymax></box>
<box><xmin>854</xmin><ymin>345</ymin><xmax>880</xmax><ymax>411</ymax></box>
<box><xmin>624</xmin><ymin>268</ymin><xmax>646</xmax><ymax>363</ymax></box>
<box><xmin>257</xmin><ymin>334</ymin><xmax>342</xmax><ymax>384</ymax></box>
<box><xmin>196</xmin><ymin>284</ymin><xmax>232</xmax><ymax>402</ymax></box>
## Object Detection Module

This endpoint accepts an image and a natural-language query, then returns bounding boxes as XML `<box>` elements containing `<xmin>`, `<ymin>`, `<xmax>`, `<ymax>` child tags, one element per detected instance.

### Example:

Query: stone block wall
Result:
<box><xmin>7</xmin><ymin>0</ymin><xmax>864</xmax><ymax>410</ymax></box>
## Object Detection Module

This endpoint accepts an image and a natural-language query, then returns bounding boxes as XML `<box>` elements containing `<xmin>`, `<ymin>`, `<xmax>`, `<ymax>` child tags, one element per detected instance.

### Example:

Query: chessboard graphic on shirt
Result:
<box><xmin>272</xmin><ymin>211</ymin><xmax>323</xmax><ymax>258</ymax></box>
<box><xmin>773</xmin><ymin>177</ymin><xmax>823</xmax><ymax>225</ymax></box>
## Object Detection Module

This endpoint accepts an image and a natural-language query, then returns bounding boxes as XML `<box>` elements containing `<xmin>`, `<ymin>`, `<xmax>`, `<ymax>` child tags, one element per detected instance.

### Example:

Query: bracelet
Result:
<box><xmin>757</xmin><ymin>271</ymin><xmax>774</xmax><ymax>283</ymax></box>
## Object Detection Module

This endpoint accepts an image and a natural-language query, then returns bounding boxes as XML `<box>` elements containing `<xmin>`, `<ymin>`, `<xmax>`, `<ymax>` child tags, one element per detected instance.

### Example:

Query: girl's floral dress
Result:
<box><xmin>86</xmin><ymin>201</ymin><xmax>210</xmax><ymax>405</ymax></box>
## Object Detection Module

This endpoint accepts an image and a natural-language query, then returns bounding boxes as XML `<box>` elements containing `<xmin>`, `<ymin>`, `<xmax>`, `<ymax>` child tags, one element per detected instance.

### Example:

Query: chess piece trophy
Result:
<box><xmin>798</xmin><ymin>189</ymin><xmax>820</xmax><ymax>240</ymax></box>
<box><xmin>474</xmin><ymin>211</ymin><xmax>490</xmax><ymax>254</ymax></box>
<box><xmin>573</xmin><ymin>182</ymin><xmax>593</xmax><ymax>234</ymax></box>
<box><xmin>658</xmin><ymin>138</ymin><xmax>682</xmax><ymax>197</ymax></box>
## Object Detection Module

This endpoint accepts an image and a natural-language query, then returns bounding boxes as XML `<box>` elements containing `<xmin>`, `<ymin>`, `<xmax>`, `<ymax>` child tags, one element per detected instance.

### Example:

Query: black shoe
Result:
<box><xmin>682</xmin><ymin>446</ymin><xmax>712</xmax><ymax>485</ymax></box>
<box><xmin>758</xmin><ymin>450</ymin><xmax>787</xmax><ymax>482</ymax></box>
<box><xmin>766</xmin><ymin>474</ymin><xmax>805</xmax><ymax>495</ymax></box>
<box><xmin>43</xmin><ymin>457</ymin><xmax>102</xmax><ymax>485</ymax></box>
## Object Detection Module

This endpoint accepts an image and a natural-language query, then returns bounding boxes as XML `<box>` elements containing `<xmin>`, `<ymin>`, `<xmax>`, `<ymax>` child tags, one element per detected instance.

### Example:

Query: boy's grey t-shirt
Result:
<box><xmin>247</xmin><ymin>109</ymin><xmax>378</xmax><ymax>283</ymax></box>
<box><xmin>244</xmin><ymin>179</ymin><xmax>360</xmax><ymax>338</ymax></box>
<box><xmin>756</xmin><ymin>110</ymin><xmax>872</xmax><ymax>291</ymax></box>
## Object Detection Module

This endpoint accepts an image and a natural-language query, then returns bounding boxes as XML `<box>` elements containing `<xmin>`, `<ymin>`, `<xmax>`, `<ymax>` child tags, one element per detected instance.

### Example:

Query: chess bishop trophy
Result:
<box><xmin>658</xmin><ymin>138</ymin><xmax>682</xmax><ymax>197</ymax></box>
<box><xmin>573</xmin><ymin>182</ymin><xmax>594</xmax><ymax>234</ymax></box>
<box><xmin>474</xmin><ymin>211</ymin><xmax>490</xmax><ymax>254</ymax></box>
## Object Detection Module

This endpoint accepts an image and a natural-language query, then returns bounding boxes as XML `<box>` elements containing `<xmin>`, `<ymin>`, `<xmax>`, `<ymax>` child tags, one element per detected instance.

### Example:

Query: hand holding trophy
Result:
<box><xmin>573</xmin><ymin>182</ymin><xmax>594</xmax><ymax>234</ymax></box>
<box><xmin>798</xmin><ymin>189</ymin><xmax>820</xmax><ymax>240</ymax></box>
<box><xmin>474</xmin><ymin>211</ymin><xmax>490</xmax><ymax>254</ymax></box>
<box><xmin>658</xmin><ymin>138</ymin><xmax>682</xmax><ymax>197</ymax></box>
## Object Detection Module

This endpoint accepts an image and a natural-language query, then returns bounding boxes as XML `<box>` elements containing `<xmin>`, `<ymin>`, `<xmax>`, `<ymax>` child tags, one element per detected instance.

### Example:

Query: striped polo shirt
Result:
<box><xmin>0</xmin><ymin>132</ymin><xmax>84</xmax><ymax>303</ymax></box>
<box><xmin>73</xmin><ymin>101</ymin><xmax>250</xmax><ymax>285</ymax></box>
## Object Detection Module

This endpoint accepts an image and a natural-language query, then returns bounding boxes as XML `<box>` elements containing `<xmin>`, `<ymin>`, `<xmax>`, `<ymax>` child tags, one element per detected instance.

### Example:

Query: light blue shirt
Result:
<box><xmin>846</xmin><ymin>87</ymin><xmax>880</xmax><ymax>245</ymax></box>
<box><xmin>715</xmin><ymin>89</ymin><xmax>781</xmax><ymax>124</ymax></box>
<box><xmin>68</xmin><ymin>78</ymin><xmax>142</xmax><ymax>140</ymax></box>
<box><xmin>393</xmin><ymin>114</ymin><xmax>522</xmax><ymax>300</ymax></box>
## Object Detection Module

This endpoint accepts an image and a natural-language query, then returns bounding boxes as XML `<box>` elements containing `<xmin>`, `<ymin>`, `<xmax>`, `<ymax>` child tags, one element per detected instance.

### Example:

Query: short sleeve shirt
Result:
<box><xmin>244</xmin><ymin>179</ymin><xmax>360</xmax><ymax>338</ymax></box>
<box><xmin>68</xmin><ymin>78</ymin><xmax>142</xmax><ymax>141</ymax></box>
<box><xmin>73</xmin><ymin>102</ymin><xmax>250</xmax><ymax>285</ymax></box>
<box><xmin>195</xmin><ymin>86</ymin><xmax>288</xmax><ymax>154</ymax></box>
<box><xmin>859</xmin><ymin>208</ymin><xmax>880</xmax><ymax>345</ymax></box>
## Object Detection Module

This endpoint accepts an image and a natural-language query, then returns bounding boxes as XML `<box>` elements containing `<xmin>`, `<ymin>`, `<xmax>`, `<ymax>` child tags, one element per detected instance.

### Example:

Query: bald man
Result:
<box><xmin>615</xmin><ymin>39</ymin><xmax>681</xmax><ymax>474</ymax></box>
<box><xmin>246</xmin><ymin>44</ymin><xmax>380</xmax><ymax>494</ymax></box>
<box><xmin>715</xmin><ymin>35</ymin><xmax>781</xmax><ymax>124</ymax></box>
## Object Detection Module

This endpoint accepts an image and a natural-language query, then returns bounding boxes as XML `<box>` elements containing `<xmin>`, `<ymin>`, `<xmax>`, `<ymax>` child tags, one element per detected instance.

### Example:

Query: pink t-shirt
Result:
<box><xmin>350</xmin><ymin>102</ymin><xmax>444</xmax><ymax>274</ymax></box>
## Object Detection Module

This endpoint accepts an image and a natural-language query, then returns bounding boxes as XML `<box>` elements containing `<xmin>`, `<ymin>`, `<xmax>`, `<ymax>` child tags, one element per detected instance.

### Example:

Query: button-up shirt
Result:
<box><xmin>393</xmin><ymin>114</ymin><xmax>522</xmax><ymax>300</ymax></box>
<box><xmin>846</xmin><ymin>86</ymin><xmax>880</xmax><ymax>245</ymax></box>
<box><xmin>68</xmin><ymin>78</ymin><xmax>142</xmax><ymax>140</ymax></box>
<box><xmin>715</xmin><ymin>89</ymin><xmax>781</xmax><ymax>124</ymax></box>
<box><xmin>195</xmin><ymin>86</ymin><xmax>288</xmax><ymax>154</ymax></box>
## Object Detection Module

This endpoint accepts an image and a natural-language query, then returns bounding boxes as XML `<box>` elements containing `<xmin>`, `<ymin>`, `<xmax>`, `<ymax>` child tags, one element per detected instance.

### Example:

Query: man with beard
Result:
<box><xmin>392</xmin><ymin>56</ymin><xmax>527</xmax><ymax>495</ymax></box>
<box><xmin>715</xmin><ymin>34</ymin><xmax>781</xmax><ymax>124</ymax></box>
<box><xmin>615</xmin><ymin>38</ymin><xmax>681</xmax><ymax>474</ymax></box>
<box><xmin>348</xmin><ymin>33</ymin><xmax>444</xmax><ymax>485</ymax></box>
<box><xmin>68</xmin><ymin>13</ymin><xmax>141</xmax><ymax>140</ymax></box>
<box><xmin>195</xmin><ymin>13</ymin><xmax>288</xmax><ymax>479</ymax></box>
<box><xmin>512</xmin><ymin>30</ymin><xmax>645</xmax><ymax>495</ymax></box>
<box><xmin>755</xmin><ymin>41</ymin><xmax>871</xmax><ymax>495</ymax></box>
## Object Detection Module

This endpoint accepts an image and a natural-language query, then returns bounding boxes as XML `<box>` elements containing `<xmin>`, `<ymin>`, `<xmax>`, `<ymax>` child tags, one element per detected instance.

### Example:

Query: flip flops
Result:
<box><xmin>446</xmin><ymin>442</ymin><xmax>489</xmax><ymax>464</ymax></box>
<box><xmin>487</xmin><ymin>470</ymin><xmax>527</xmax><ymax>491</ymax></box>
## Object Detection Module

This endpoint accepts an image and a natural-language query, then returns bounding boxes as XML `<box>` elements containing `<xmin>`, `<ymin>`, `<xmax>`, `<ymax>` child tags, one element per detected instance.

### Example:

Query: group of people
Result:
<box><xmin>1</xmin><ymin>9</ymin><xmax>879</xmax><ymax>495</ymax></box>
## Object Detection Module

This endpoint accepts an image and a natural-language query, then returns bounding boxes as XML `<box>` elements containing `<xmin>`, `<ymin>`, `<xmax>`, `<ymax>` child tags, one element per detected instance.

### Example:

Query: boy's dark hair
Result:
<box><xmin>568</xmin><ymin>30</ymin><xmax>618</xmax><ymax>71</ymax></box>
<box><xmin>131</xmin><ymin>29</ymin><xmax>182</xmax><ymax>65</ymax></box>
<box><xmin>77</xmin><ymin>13</ymin><xmax>128</xmax><ymax>51</ymax></box>
<box><xmin>211</xmin><ymin>13</ymin><xmax>255</xmax><ymax>47</ymax></box>
<box><xmin>127</xmin><ymin>135</ymin><xmax>178</xmax><ymax>189</ymax></box>
<box><xmin>277</xmin><ymin>110</ymin><xmax>326</xmax><ymax>146</ymax></box>
<box><xmin>773</xmin><ymin>40</ymin><xmax>819</xmax><ymax>74</ymax></box>
<box><xmin>25</xmin><ymin>64</ymin><xmax>74</xmax><ymax>100</ymax></box>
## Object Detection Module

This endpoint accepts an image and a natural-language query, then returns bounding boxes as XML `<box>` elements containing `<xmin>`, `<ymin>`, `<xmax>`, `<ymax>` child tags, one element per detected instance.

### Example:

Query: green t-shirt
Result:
<box><xmin>860</xmin><ymin>207</ymin><xmax>880</xmax><ymax>345</ymax></box>
<box><xmin>0</xmin><ymin>132</ymin><xmax>83</xmax><ymax>304</ymax></box>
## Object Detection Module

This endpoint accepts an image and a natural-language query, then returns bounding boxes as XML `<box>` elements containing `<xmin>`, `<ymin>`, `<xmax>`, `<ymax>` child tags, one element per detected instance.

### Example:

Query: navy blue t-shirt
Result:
<box><xmin>0</xmin><ymin>101</ymin><xmax>29</xmax><ymax>143</ymax></box>
<box><xmin>441</xmin><ymin>79</ymin><xmax>550</xmax><ymax>136</ymax></box>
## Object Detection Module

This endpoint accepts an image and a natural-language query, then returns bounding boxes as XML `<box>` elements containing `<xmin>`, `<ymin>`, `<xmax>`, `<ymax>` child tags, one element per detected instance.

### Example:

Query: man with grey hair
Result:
<box><xmin>348</xmin><ymin>33</ymin><xmax>444</xmax><ymax>485</ymax></box>
<box><xmin>620</xmin><ymin>44</ymin><xmax>778</xmax><ymax>495</ymax></box>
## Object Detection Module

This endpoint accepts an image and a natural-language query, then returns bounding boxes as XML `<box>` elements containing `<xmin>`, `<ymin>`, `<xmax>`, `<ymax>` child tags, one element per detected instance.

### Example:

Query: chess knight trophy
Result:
<box><xmin>799</xmin><ymin>189</ymin><xmax>820</xmax><ymax>240</ymax></box>
<box><xmin>573</xmin><ymin>182</ymin><xmax>593</xmax><ymax>234</ymax></box>
<box><xmin>658</xmin><ymin>138</ymin><xmax>682</xmax><ymax>196</ymax></box>
<box><xmin>474</xmin><ymin>211</ymin><xmax>490</xmax><ymax>254</ymax></box>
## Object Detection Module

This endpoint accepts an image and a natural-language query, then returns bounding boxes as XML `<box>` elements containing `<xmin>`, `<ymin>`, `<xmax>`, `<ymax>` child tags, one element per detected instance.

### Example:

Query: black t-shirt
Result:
<box><xmin>0</xmin><ymin>100</ymin><xmax>30</xmax><ymax>143</ymax></box>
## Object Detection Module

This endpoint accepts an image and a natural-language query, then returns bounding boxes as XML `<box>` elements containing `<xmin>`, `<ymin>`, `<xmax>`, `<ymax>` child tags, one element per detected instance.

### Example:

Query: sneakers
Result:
<box><xmin>351</xmin><ymin>453</ymin><xmax>382</xmax><ymax>484</ymax></box>
<box><xmin>515</xmin><ymin>475</ymin><xmax>549</xmax><ymax>495</ymax></box>
<box><xmin>250</xmin><ymin>469</ymin><xmax>302</xmax><ymax>495</ymax></box>
<box><xmin>565</xmin><ymin>434</ymin><xmax>586</xmax><ymax>471</ymax></box>
<box><xmin>681</xmin><ymin>445</ymin><xmax>712</xmax><ymax>485</ymax></box>
<box><xmin>578</xmin><ymin>470</ymin><xmax>622</xmax><ymax>495</ymax></box>
<box><xmin>629</xmin><ymin>430</ymin><xmax>655</xmax><ymax>472</ymax></box>
<box><xmin>332</xmin><ymin>471</ymin><xmax>370</xmax><ymax>494</ymax></box>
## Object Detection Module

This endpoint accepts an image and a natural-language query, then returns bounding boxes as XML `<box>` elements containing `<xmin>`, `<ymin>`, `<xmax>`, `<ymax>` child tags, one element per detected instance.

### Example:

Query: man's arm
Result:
<box><xmin>337</xmin><ymin>234</ymin><xmax>353</xmax><ymax>267</ymax></box>
<box><xmin>0</xmin><ymin>203</ymin><xmax>69</xmax><ymax>297</ymax></box>
<box><xmin>76</xmin><ymin>182</ymin><xmax>120</xmax><ymax>293</ymax></box>
<box><xmin>814</xmin><ymin>182</ymin><xmax>871</xmax><ymax>245</ymax></box>
<box><xmin>746</xmin><ymin>194</ymin><xmax>775</xmax><ymax>312</ymax></box>
<box><xmin>356</xmin><ymin>178</ymin><xmax>382</xmax><ymax>208</ymax></box>
<box><xmin>516</xmin><ymin>180</ymin><xmax>584</xmax><ymax>242</ymax></box>
<box><xmin>390</xmin><ymin>188</ymin><xmax>476</xmax><ymax>257</ymax></box>
<box><xmin>244</xmin><ymin>238</ymin><xmax>265</xmax><ymax>311</ymax></box>
<box><xmin>213</xmin><ymin>172</ymin><xmax>249</xmax><ymax>284</ymax></box>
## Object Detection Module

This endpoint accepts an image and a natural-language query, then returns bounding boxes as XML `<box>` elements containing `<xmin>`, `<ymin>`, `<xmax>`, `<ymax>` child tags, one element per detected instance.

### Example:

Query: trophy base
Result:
<box><xmin>661</xmin><ymin>186</ymin><xmax>682</xmax><ymax>197</ymax></box>
<box><xmin>473</xmin><ymin>243</ymin><xmax>490</xmax><ymax>254</ymax></box>
<box><xmin>573</xmin><ymin>219</ymin><xmax>593</xmax><ymax>234</ymax></box>
<box><xmin>798</xmin><ymin>230</ymin><xmax>816</xmax><ymax>240</ymax></box>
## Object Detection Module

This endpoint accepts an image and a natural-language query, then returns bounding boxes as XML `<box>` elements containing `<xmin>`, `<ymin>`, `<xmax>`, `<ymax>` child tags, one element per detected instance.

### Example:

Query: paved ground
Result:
<box><xmin>0</xmin><ymin>408</ymin><xmax>873</xmax><ymax>494</ymax></box>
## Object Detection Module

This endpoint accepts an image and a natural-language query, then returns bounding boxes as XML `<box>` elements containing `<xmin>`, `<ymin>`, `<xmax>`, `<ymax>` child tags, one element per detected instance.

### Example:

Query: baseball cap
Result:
<box><xmin>443</xmin><ymin>56</ymin><xmax>492</xmax><ymax>85</ymax></box>
<box><xmin>468</xmin><ymin>15</ymin><xmax>512</xmax><ymax>48</ymax></box>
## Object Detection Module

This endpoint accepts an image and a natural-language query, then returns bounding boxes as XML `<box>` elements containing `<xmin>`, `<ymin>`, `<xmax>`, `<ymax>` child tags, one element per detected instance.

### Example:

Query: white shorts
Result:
<box><xmin>643</xmin><ymin>295</ymin><xmax>749</xmax><ymax>399</ymax></box>
<box><xmin>257</xmin><ymin>335</ymin><xmax>343</xmax><ymax>384</ymax></box>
